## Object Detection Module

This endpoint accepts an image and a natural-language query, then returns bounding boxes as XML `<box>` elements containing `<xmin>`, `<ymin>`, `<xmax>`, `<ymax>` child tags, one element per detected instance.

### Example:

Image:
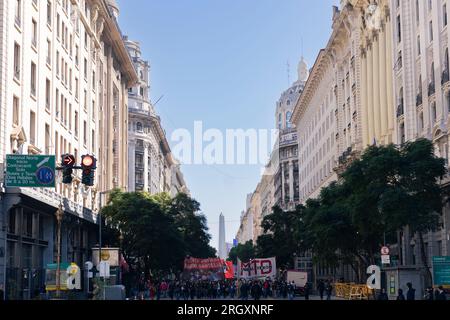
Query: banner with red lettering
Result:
<box><xmin>182</xmin><ymin>257</ymin><xmax>225</xmax><ymax>281</ymax></box>
<box><xmin>237</xmin><ymin>257</ymin><xmax>277</xmax><ymax>279</ymax></box>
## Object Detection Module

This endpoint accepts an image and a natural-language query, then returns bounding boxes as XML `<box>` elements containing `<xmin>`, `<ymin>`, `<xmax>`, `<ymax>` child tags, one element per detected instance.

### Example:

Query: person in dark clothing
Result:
<box><xmin>377</xmin><ymin>288</ymin><xmax>389</xmax><ymax>301</ymax></box>
<box><xmin>424</xmin><ymin>287</ymin><xmax>434</xmax><ymax>300</ymax></box>
<box><xmin>325</xmin><ymin>281</ymin><xmax>333</xmax><ymax>300</ymax></box>
<box><xmin>406</xmin><ymin>283</ymin><xmax>415</xmax><ymax>301</ymax></box>
<box><xmin>396</xmin><ymin>289</ymin><xmax>405</xmax><ymax>300</ymax></box>
<box><xmin>317</xmin><ymin>280</ymin><xmax>325</xmax><ymax>300</ymax></box>
<box><xmin>436</xmin><ymin>286</ymin><xmax>447</xmax><ymax>301</ymax></box>
<box><xmin>251</xmin><ymin>282</ymin><xmax>262</xmax><ymax>301</ymax></box>
<box><xmin>304</xmin><ymin>283</ymin><xmax>311</xmax><ymax>300</ymax></box>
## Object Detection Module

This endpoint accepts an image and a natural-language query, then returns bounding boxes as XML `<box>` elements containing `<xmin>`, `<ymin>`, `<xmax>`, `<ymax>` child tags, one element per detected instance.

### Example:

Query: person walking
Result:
<box><xmin>325</xmin><ymin>281</ymin><xmax>333</xmax><ymax>300</ymax></box>
<box><xmin>304</xmin><ymin>282</ymin><xmax>311</xmax><ymax>300</ymax></box>
<box><xmin>377</xmin><ymin>288</ymin><xmax>389</xmax><ymax>301</ymax></box>
<box><xmin>406</xmin><ymin>283</ymin><xmax>416</xmax><ymax>301</ymax></box>
<box><xmin>288</xmin><ymin>281</ymin><xmax>295</xmax><ymax>300</ymax></box>
<box><xmin>424</xmin><ymin>287</ymin><xmax>434</xmax><ymax>300</ymax></box>
<box><xmin>251</xmin><ymin>281</ymin><xmax>262</xmax><ymax>301</ymax></box>
<box><xmin>396</xmin><ymin>289</ymin><xmax>405</xmax><ymax>300</ymax></box>
<box><xmin>317</xmin><ymin>280</ymin><xmax>325</xmax><ymax>300</ymax></box>
<box><xmin>435</xmin><ymin>286</ymin><xmax>447</xmax><ymax>301</ymax></box>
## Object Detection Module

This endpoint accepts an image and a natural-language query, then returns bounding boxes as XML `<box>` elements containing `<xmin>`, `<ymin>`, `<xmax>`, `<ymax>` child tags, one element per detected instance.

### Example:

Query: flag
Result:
<box><xmin>225</xmin><ymin>261</ymin><xmax>234</xmax><ymax>279</ymax></box>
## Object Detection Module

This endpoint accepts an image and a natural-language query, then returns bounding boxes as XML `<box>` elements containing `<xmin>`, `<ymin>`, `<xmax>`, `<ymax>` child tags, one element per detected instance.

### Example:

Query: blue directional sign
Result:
<box><xmin>36</xmin><ymin>166</ymin><xmax>55</xmax><ymax>185</ymax></box>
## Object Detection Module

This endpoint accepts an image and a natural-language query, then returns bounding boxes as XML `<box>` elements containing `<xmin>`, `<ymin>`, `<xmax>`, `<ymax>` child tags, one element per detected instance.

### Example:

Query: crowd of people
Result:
<box><xmin>131</xmin><ymin>278</ymin><xmax>291</xmax><ymax>301</ymax></box>
<box><xmin>128</xmin><ymin>277</ymin><xmax>336</xmax><ymax>301</ymax></box>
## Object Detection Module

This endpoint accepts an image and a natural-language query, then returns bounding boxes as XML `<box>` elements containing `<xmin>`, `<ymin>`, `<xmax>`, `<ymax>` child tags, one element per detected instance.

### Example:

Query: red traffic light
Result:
<box><xmin>62</xmin><ymin>154</ymin><xmax>75</xmax><ymax>167</ymax></box>
<box><xmin>81</xmin><ymin>155</ymin><xmax>95</xmax><ymax>168</ymax></box>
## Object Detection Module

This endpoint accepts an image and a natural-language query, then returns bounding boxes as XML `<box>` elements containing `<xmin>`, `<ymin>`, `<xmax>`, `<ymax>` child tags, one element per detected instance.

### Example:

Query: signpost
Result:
<box><xmin>433</xmin><ymin>256</ymin><xmax>450</xmax><ymax>288</ymax></box>
<box><xmin>381</xmin><ymin>246</ymin><xmax>390</xmax><ymax>265</ymax></box>
<box><xmin>5</xmin><ymin>155</ymin><xmax>56</xmax><ymax>188</ymax></box>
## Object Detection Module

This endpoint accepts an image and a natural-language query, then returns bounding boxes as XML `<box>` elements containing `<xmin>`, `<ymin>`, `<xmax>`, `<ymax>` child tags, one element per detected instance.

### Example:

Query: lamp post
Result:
<box><xmin>55</xmin><ymin>204</ymin><xmax>64</xmax><ymax>299</ymax></box>
<box><xmin>119</xmin><ymin>231</ymin><xmax>124</xmax><ymax>285</ymax></box>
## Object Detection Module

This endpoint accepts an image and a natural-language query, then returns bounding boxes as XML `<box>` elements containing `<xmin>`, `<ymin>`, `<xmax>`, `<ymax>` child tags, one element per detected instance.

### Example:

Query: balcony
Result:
<box><xmin>416</xmin><ymin>93</ymin><xmax>423</xmax><ymax>106</ymax></box>
<box><xmin>397</xmin><ymin>102</ymin><xmax>404</xmax><ymax>118</ymax></box>
<box><xmin>135</xmin><ymin>180</ymin><xmax>145</xmax><ymax>190</ymax></box>
<box><xmin>442</xmin><ymin>69</ymin><xmax>450</xmax><ymax>85</ymax></box>
<box><xmin>135</xmin><ymin>162</ymin><xmax>144</xmax><ymax>171</ymax></box>
<box><xmin>428</xmin><ymin>82</ymin><xmax>435</xmax><ymax>96</ymax></box>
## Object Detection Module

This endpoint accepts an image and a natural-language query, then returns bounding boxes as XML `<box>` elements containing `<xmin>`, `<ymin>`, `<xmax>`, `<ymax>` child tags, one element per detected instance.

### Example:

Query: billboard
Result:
<box><xmin>237</xmin><ymin>257</ymin><xmax>276</xmax><ymax>279</ymax></box>
<box><xmin>433</xmin><ymin>256</ymin><xmax>450</xmax><ymax>288</ymax></box>
<box><xmin>182</xmin><ymin>258</ymin><xmax>225</xmax><ymax>281</ymax></box>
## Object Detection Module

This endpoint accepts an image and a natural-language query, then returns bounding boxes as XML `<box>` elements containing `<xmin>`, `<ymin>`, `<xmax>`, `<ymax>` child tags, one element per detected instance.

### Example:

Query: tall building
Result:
<box><xmin>218</xmin><ymin>213</ymin><xmax>226</xmax><ymax>259</ymax></box>
<box><xmin>274</xmin><ymin>57</ymin><xmax>308</xmax><ymax>210</ymax></box>
<box><xmin>125</xmin><ymin>38</ymin><xmax>189</xmax><ymax>196</ymax></box>
<box><xmin>0</xmin><ymin>0</ymin><xmax>137</xmax><ymax>299</ymax></box>
<box><xmin>389</xmin><ymin>0</ymin><xmax>450</xmax><ymax>274</ymax></box>
<box><xmin>235</xmin><ymin>57</ymin><xmax>309</xmax><ymax>244</ymax></box>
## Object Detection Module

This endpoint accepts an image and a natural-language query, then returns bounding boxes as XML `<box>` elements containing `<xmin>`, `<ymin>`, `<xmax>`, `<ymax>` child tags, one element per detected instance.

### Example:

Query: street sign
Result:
<box><xmin>381</xmin><ymin>246</ymin><xmax>390</xmax><ymax>255</ymax></box>
<box><xmin>99</xmin><ymin>261</ymin><xmax>111</xmax><ymax>278</ymax></box>
<box><xmin>5</xmin><ymin>155</ymin><xmax>56</xmax><ymax>188</ymax></box>
<box><xmin>381</xmin><ymin>255</ymin><xmax>391</xmax><ymax>265</ymax></box>
<box><xmin>433</xmin><ymin>256</ymin><xmax>450</xmax><ymax>287</ymax></box>
<box><xmin>62</xmin><ymin>154</ymin><xmax>75</xmax><ymax>167</ymax></box>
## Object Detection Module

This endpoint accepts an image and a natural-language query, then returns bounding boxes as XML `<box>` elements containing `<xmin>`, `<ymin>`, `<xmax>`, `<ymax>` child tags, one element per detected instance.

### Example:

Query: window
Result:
<box><xmin>69</xmin><ymin>103</ymin><xmax>72</xmax><ymax>130</ymax></box>
<box><xmin>75</xmin><ymin>45</ymin><xmax>79</xmax><ymax>66</ymax></box>
<box><xmin>13</xmin><ymin>43</ymin><xmax>20</xmax><ymax>80</ymax></box>
<box><xmin>91</xmin><ymin>130</ymin><xmax>95</xmax><ymax>151</ymax></box>
<box><xmin>46</xmin><ymin>39</ymin><xmax>51</xmax><ymax>65</ymax></box>
<box><xmin>55</xmin><ymin>89</ymin><xmax>59</xmax><ymax>118</ymax></box>
<box><xmin>15</xmin><ymin>0</ymin><xmax>21</xmax><ymax>27</ymax></box>
<box><xmin>29</xmin><ymin>111</ymin><xmax>36</xmax><ymax>145</ymax></box>
<box><xmin>45</xmin><ymin>124</ymin><xmax>50</xmax><ymax>154</ymax></box>
<box><xmin>31</xmin><ymin>19</ymin><xmax>37</xmax><ymax>47</ymax></box>
<box><xmin>45</xmin><ymin>79</ymin><xmax>51</xmax><ymax>110</ymax></box>
<box><xmin>397</xmin><ymin>15</ymin><xmax>402</xmax><ymax>43</ymax></box>
<box><xmin>57</xmin><ymin>13</ymin><xmax>60</xmax><ymax>39</ymax></box>
<box><xmin>56</xmin><ymin>51</ymin><xmax>60</xmax><ymax>76</ymax></box>
<box><xmin>286</xmin><ymin>111</ymin><xmax>292</xmax><ymax>129</ymax></box>
<box><xmin>137</xmin><ymin>122</ymin><xmax>143</xmax><ymax>132</ymax></box>
<box><xmin>399</xmin><ymin>123</ymin><xmax>405</xmax><ymax>144</ymax></box>
<box><xmin>418</xmin><ymin>111</ymin><xmax>424</xmax><ymax>132</ymax></box>
<box><xmin>430</xmin><ymin>20</ymin><xmax>434</xmax><ymax>42</ymax></box>
<box><xmin>13</xmin><ymin>96</ymin><xmax>20</xmax><ymax>126</ymax></box>
<box><xmin>30</xmin><ymin>62</ymin><xmax>37</xmax><ymax>97</ymax></box>
<box><xmin>278</xmin><ymin>113</ymin><xmax>282</xmax><ymax>130</ymax></box>
<box><xmin>444</xmin><ymin>4</ymin><xmax>448</xmax><ymax>27</ymax></box>
<box><xmin>74</xmin><ymin>111</ymin><xmax>79</xmax><ymax>137</ymax></box>
<box><xmin>417</xmin><ymin>35</ymin><xmax>421</xmax><ymax>55</ymax></box>
<box><xmin>92</xmin><ymin>100</ymin><xmax>95</xmax><ymax>120</ymax></box>
<box><xmin>83</xmin><ymin>121</ymin><xmax>87</xmax><ymax>146</ymax></box>
<box><xmin>75</xmin><ymin>77</ymin><xmax>79</xmax><ymax>99</ymax></box>
<box><xmin>47</xmin><ymin>1</ymin><xmax>52</xmax><ymax>25</ymax></box>
<box><xmin>431</xmin><ymin>102</ymin><xmax>437</xmax><ymax>123</ymax></box>
<box><xmin>84</xmin><ymin>58</ymin><xmax>87</xmax><ymax>79</ymax></box>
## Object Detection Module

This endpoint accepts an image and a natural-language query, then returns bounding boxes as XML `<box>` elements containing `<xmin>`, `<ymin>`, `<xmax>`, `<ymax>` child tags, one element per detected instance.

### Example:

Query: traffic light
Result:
<box><xmin>61</xmin><ymin>154</ymin><xmax>75</xmax><ymax>184</ymax></box>
<box><xmin>81</xmin><ymin>155</ymin><xmax>96</xmax><ymax>186</ymax></box>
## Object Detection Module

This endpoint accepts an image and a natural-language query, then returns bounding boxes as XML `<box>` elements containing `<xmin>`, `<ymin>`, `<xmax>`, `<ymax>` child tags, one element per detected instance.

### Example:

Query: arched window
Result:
<box><xmin>136</xmin><ymin>122</ymin><xmax>143</xmax><ymax>132</ymax></box>
<box><xmin>287</xmin><ymin>100</ymin><xmax>291</xmax><ymax>106</ymax></box>
<box><xmin>445</xmin><ymin>48</ymin><xmax>449</xmax><ymax>72</ymax></box>
<box><xmin>431</xmin><ymin>62</ymin><xmax>435</xmax><ymax>83</ymax></box>
<box><xmin>431</xmin><ymin>102</ymin><xmax>437</xmax><ymax>124</ymax></box>
<box><xmin>286</xmin><ymin>111</ymin><xmax>292</xmax><ymax>129</ymax></box>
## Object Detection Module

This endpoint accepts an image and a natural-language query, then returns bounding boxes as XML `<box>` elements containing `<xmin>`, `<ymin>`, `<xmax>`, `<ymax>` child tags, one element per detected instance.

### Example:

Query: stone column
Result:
<box><xmin>379</xmin><ymin>27</ymin><xmax>388</xmax><ymax>144</ymax></box>
<box><xmin>289</xmin><ymin>160</ymin><xmax>294</xmax><ymax>203</ymax></box>
<box><xmin>367</xmin><ymin>44</ymin><xmax>375</xmax><ymax>143</ymax></box>
<box><xmin>361</xmin><ymin>51</ymin><xmax>369</xmax><ymax>147</ymax></box>
<box><xmin>373</xmin><ymin>36</ymin><xmax>381</xmax><ymax>143</ymax></box>
<box><xmin>386</xmin><ymin>17</ymin><xmax>395</xmax><ymax>143</ymax></box>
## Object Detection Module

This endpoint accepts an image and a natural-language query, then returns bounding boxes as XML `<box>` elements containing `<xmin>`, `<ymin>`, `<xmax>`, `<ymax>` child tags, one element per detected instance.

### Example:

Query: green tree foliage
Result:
<box><xmin>101</xmin><ymin>191</ymin><xmax>216</xmax><ymax>278</ymax></box>
<box><xmin>228</xmin><ymin>241</ymin><xmax>256</xmax><ymax>265</ymax></box>
<box><xmin>254</xmin><ymin>139</ymin><xmax>446</xmax><ymax>284</ymax></box>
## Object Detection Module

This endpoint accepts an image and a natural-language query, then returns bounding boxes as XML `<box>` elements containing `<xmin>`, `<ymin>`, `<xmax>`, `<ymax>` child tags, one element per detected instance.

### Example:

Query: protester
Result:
<box><xmin>317</xmin><ymin>279</ymin><xmax>325</xmax><ymax>300</ymax></box>
<box><xmin>406</xmin><ymin>282</ymin><xmax>416</xmax><ymax>301</ymax></box>
<box><xmin>436</xmin><ymin>286</ymin><xmax>447</xmax><ymax>301</ymax></box>
<box><xmin>396</xmin><ymin>288</ymin><xmax>405</xmax><ymax>301</ymax></box>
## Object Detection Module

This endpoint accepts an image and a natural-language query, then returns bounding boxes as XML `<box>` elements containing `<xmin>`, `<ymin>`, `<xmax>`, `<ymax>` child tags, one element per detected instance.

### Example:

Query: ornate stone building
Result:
<box><xmin>125</xmin><ymin>38</ymin><xmax>189</xmax><ymax>196</ymax></box>
<box><xmin>0</xmin><ymin>0</ymin><xmax>137</xmax><ymax>299</ymax></box>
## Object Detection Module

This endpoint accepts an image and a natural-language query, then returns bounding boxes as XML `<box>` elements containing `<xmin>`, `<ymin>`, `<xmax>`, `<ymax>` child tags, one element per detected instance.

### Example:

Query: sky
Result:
<box><xmin>117</xmin><ymin>0</ymin><xmax>340</xmax><ymax>251</ymax></box>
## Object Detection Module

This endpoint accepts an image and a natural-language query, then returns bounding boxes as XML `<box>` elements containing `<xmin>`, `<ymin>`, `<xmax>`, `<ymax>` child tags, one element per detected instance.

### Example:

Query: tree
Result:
<box><xmin>228</xmin><ymin>241</ymin><xmax>256</xmax><ymax>265</ymax></box>
<box><xmin>168</xmin><ymin>193</ymin><xmax>217</xmax><ymax>259</ymax></box>
<box><xmin>101</xmin><ymin>191</ymin><xmax>217</xmax><ymax>280</ymax></box>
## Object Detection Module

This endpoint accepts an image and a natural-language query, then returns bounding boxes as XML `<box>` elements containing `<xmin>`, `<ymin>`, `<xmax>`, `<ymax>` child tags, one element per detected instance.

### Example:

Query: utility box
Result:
<box><xmin>383</xmin><ymin>266</ymin><xmax>424</xmax><ymax>300</ymax></box>
<box><xmin>104</xmin><ymin>285</ymin><xmax>126</xmax><ymax>300</ymax></box>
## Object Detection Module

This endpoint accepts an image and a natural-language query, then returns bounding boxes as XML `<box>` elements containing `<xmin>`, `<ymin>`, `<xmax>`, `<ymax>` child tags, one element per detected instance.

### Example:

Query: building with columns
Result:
<box><xmin>274</xmin><ymin>58</ymin><xmax>308</xmax><ymax>210</ymax></box>
<box><xmin>389</xmin><ymin>0</ymin><xmax>450</xmax><ymax>275</ymax></box>
<box><xmin>125</xmin><ymin>38</ymin><xmax>189</xmax><ymax>196</ymax></box>
<box><xmin>0</xmin><ymin>0</ymin><xmax>137</xmax><ymax>299</ymax></box>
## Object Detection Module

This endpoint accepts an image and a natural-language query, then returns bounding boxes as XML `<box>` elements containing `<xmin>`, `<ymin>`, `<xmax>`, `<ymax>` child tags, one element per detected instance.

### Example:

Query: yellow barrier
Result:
<box><xmin>335</xmin><ymin>283</ymin><xmax>374</xmax><ymax>300</ymax></box>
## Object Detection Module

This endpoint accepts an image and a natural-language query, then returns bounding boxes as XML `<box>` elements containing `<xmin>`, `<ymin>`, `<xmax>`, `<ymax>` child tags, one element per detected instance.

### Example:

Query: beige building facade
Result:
<box><xmin>0</xmin><ymin>0</ymin><xmax>137</xmax><ymax>299</ymax></box>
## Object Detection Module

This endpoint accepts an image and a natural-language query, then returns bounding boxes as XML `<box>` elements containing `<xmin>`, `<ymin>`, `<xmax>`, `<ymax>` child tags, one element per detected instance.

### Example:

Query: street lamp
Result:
<box><xmin>55</xmin><ymin>204</ymin><xmax>64</xmax><ymax>299</ymax></box>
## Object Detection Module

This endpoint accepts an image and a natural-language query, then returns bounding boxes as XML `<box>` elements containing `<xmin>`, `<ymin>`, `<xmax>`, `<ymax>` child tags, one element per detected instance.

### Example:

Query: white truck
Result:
<box><xmin>287</xmin><ymin>270</ymin><xmax>308</xmax><ymax>296</ymax></box>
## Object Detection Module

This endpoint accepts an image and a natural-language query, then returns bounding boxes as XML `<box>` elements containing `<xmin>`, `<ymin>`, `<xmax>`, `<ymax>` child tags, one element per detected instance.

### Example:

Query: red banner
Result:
<box><xmin>184</xmin><ymin>257</ymin><xmax>224</xmax><ymax>270</ymax></box>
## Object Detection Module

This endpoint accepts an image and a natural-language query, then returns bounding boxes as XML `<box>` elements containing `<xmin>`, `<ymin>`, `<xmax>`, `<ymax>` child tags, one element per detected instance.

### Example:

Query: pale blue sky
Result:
<box><xmin>117</xmin><ymin>0</ymin><xmax>339</xmax><ymax>251</ymax></box>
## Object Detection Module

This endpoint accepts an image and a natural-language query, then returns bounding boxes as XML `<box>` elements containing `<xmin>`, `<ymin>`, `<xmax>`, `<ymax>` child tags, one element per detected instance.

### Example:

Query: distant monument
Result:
<box><xmin>218</xmin><ymin>213</ymin><xmax>227</xmax><ymax>259</ymax></box>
